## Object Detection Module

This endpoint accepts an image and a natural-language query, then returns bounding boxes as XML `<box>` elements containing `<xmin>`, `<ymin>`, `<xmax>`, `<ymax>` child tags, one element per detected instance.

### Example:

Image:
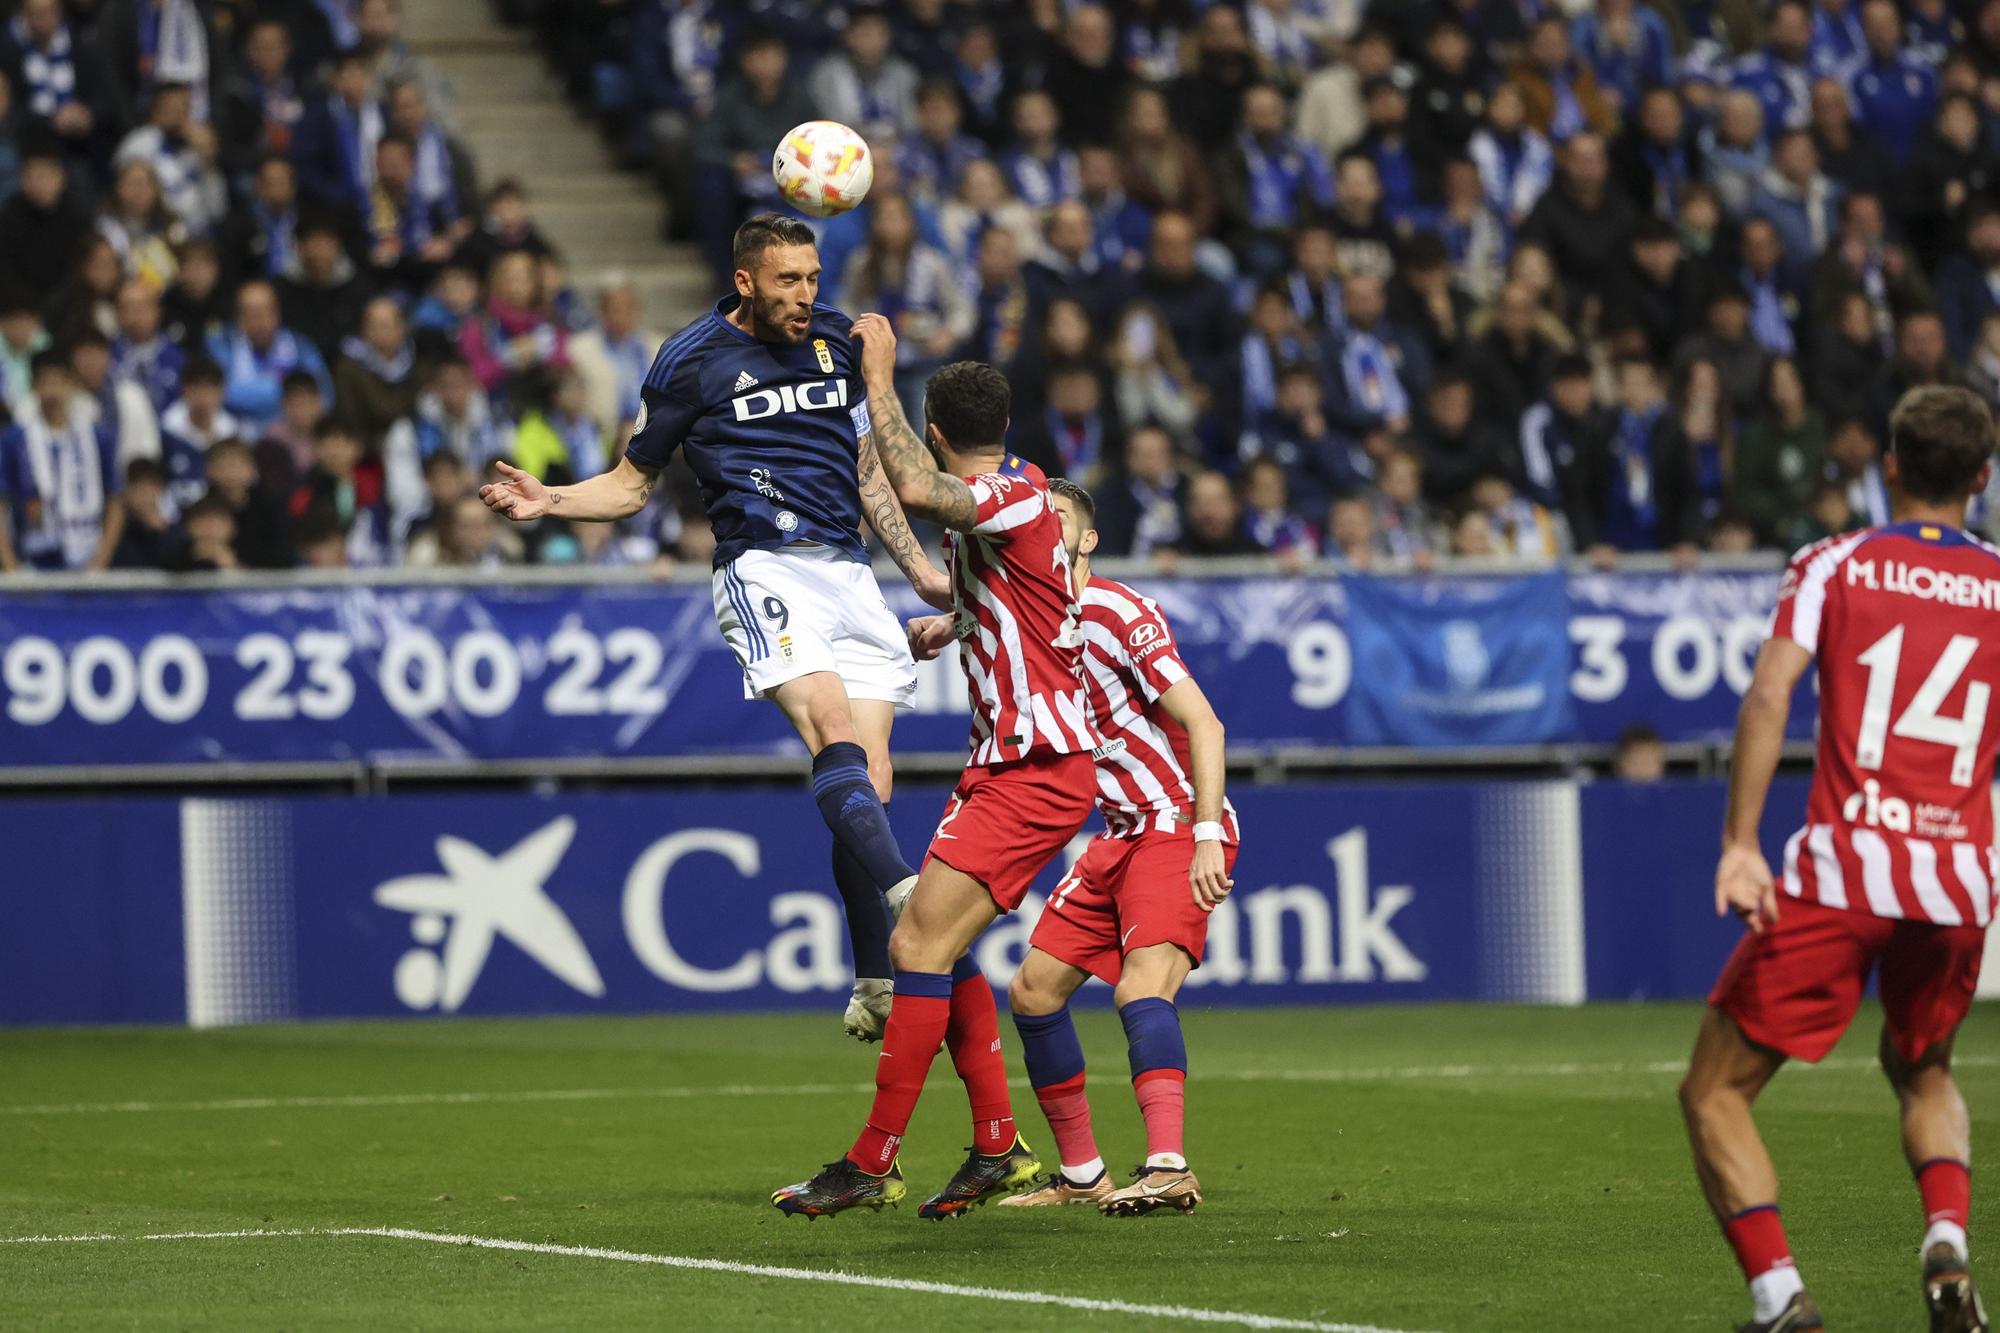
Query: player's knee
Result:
<box><xmin>887</xmin><ymin>922</ymin><xmax>924</xmax><ymax>973</ymax></box>
<box><xmin>1007</xmin><ymin>969</ymin><xmax>1060</xmax><ymax>1016</ymax></box>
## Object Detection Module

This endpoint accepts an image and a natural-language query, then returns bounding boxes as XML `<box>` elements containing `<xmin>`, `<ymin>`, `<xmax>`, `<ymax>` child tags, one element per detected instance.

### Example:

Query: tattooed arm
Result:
<box><xmin>858</xmin><ymin>429</ymin><xmax>951</xmax><ymax>607</ymax></box>
<box><xmin>481</xmin><ymin>456</ymin><xmax>658</xmax><ymax>522</ymax></box>
<box><xmin>850</xmin><ymin>314</ymin><xmax>981</xmax><ymax>532</ymax></box>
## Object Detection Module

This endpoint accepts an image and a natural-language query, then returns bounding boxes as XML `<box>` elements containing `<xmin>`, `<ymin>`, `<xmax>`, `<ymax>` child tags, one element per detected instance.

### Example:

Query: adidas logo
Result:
<box><xmin>733</xmin><ymin>371</ymin><xmax>759</xmax><ymax>392</ymax></box>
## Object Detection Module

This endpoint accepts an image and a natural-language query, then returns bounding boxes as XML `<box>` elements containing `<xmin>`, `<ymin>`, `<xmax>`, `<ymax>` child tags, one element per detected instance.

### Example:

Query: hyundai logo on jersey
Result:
<box><xmin>731</xmin><ymin>379</ymin><xmax>851</xmax><ymax>422</ymax></box>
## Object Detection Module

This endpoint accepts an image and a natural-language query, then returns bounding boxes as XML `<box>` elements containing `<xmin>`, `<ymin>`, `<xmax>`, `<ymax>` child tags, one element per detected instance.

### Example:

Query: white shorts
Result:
<box><xmin>712</xmin><ymin>545</ymin><xmax>917</xmax><ymax>710</ymax></box>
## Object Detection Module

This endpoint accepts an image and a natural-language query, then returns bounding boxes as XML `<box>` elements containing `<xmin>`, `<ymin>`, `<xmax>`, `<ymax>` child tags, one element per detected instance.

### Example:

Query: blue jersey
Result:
<box><xmin>627</xmin><ymin>296</ymin><xmax>871</xmax><ymax>568</ymax></box>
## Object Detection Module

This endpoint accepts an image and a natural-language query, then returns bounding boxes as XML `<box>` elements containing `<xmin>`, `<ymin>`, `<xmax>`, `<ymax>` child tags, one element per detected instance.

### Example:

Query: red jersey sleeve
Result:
<box><xmin>1120</xmin><ymin>598</ymin><xmax>1190</xmax><ymax>704</ymax></box>
<box><xmin>966</xmin><ymin>464</ymin><xmax>1051</xmax><ymax>536</ymax></box>
<box><xmin>1768</xmin><ymin>532</ymin><xmax>1870</xmax><ymax>657</ymax></box>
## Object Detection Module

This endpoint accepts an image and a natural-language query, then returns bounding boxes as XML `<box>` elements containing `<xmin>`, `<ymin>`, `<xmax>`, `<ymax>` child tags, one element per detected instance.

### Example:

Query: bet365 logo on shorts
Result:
<box><xmin>732</xmin><ymin>378</ymin><xmax>852</xmax><ymax>422</ymax></box>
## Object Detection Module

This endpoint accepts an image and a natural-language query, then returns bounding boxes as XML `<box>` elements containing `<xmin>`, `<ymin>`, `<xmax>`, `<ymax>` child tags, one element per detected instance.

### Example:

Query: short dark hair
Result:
<box><xmin>281</xmin><ymin>369</ymin><xmax>323</xmax><ymax>397</ymax></box>
<box><xmin>1889</xmin><ymin>385</ymin><xmax>1996</xmax><ymax>504</ymax></box>
<box><xmin>1551</xmin><ymin>353</ymin><xmax>1593</xmax><ymax>381</ymax></box>
<box><xmin>182</xmin><ymin>355</ymin><xmax>224</xmax><ymax>387</ymax></box>
<box><xmin>66</xmin><ymin>328</ymin><xmax>110</xmax><ymax>354</ymax></box>
<box><xmin>29</xmin><ymin>347</ymin><xmax>72</xmax><ymax>380</ymax></box>
<box><xmin>1048</xmin><ymin>476</ymin><xmax>1095</xmax><ymax>523</ymax></box>
<box><xmin>312</xmin><ymin>417</ymin><xmax>362</xmax><ymax>445</ymax></box>
<box><xmin>125</xmin><ymin>457</ymin><xmax>166</xmax><ymax>488</ymax></box>
<box><xmin>733</xmin><ymin>212</ymin><xmax>818</xmax><ymax>271</ymax></box>
<box><xmin>923</xmin><ymin>361</ymin><xmax>1010</xmax><ymax>453</ymax></box>
<box><xmin>207</xmin><ymin>437</ymin><xmax>253</xmax><ymax>467</ymax></box>
<box><xmin>1614</xmin><ymin>722</ymin><xmax>1663</xmax><ymax>751</ymax></box>
<box><xmin>183</xmin><ymin>494</ymin><xmax>233</xmax><ymax>526</ymax></box>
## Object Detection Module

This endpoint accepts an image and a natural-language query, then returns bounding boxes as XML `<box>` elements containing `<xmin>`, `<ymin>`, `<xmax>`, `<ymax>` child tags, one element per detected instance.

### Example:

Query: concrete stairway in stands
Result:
<box><xmin>397</xmin><ymin>0</ymin><xmax>712</xmax><ymax>330</ymax></box>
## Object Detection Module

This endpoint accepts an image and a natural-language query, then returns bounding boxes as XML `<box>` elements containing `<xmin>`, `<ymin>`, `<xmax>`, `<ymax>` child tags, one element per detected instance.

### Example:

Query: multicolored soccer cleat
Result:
<box><xmin>1925</xmin><ymin>1240</ymin><xmax>1992</xmax><ymax>1333</ymax></box>
<box><xmin>1736</xmin><ymin>1291</ymin><xmax>1824</xmax><ymax>1333</ymax></box>
<box><xmin>996</xmin><ymin>1171</ymin><xmax>1114</xmax><ymax>1208</ymax></box>
<box><xmin>842</xmin><ymin>978</ymin><xmax>893</xmax><ymax>1043</ymax></box>
<box><xmin>1100</xmin><ymin>1165</ymin><xmax>1203</xmax><ymax>1216</ymax></box>
<box><xmin>916</xmin><ymin>1136</ymin><xmax>1041</xmax><ymax>1218</ymax></box>
<box><xmin>771</xmin><ymin>1158</ymin><xmax>905</xmax><ymax>1218</ymax></box>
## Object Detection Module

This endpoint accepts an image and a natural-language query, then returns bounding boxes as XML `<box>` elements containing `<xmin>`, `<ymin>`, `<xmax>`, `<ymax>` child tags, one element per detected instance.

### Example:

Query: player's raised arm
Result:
<box><xmin>1157</xmin><ymin>675</ymin><xmax>1234</xmax><ymax>911</ymax></box>
<box><xmin>857</xmin><ymin>429</ymin><xmax>951</xmax><ymax>608</ymax></box>
<box><xmin>850</xmin><ymin>313</ymin><xmax>981</xmax><ymax>532</ymax></box>
<box><xmin>1716</xmin><ymin>636</ymin><xmax>1812</xmax><ymax>931</ymax></box>
<box><xmin>481</xmin><ymin>455</ymin><xmax>659</xmax><ymax>523</ymax></box>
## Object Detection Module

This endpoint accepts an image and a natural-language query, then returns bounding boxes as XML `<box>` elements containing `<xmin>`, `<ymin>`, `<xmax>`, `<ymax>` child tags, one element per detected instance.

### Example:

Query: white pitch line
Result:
<box><xmin>0</xmin><ymin>1227</ymin><xmax>1426</xmax><ymax>1333</ymax></box>
<box><xmin>8</xmin><ymin>1053</ymin><xmax>1996</xmax><ymax>1118</ymax></box>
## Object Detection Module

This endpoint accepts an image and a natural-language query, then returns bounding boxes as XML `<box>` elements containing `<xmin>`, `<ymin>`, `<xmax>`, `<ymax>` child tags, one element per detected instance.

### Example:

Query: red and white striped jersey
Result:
<box><xmin>1079</xmin><ymin>575</ymin><xmax>1238</xmax><ymax>838</ymax></box>
<box><xmin>1770</xmin><ymin>521</ymin><xmax>2000</xmax><ymax>926</ymax></box>
<box><xmin>945</xmin><ymin>456</ymin><xmax>1099</xmax><ymax>767</ymax></box>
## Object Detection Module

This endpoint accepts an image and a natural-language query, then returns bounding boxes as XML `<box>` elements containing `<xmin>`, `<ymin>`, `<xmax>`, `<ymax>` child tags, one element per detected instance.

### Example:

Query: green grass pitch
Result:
<box><xmin>3</xmin><ymin>1002</ymin><xmax>1993</xmax><ymax>1330</ymax></box>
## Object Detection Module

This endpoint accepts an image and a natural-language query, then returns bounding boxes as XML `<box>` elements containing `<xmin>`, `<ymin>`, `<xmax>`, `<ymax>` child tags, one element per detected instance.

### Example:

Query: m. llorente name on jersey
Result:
<box><xmin>627</xmin><ymin>296</ymin><xmax>875</xmax><ymax>567</ymax></box>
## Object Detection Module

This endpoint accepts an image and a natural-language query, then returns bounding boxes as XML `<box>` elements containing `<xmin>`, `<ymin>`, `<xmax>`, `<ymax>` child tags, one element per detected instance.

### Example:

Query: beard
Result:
<box><xmin>748</xmin><ymin>289</ymin><xmax>811</xmax><ymax>345</ymax></box>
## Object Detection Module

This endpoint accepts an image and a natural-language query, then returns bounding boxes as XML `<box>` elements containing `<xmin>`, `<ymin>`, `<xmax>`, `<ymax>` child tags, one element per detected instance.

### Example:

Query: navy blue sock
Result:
<box><xmin>1118</xmin><ymin>997</ymin><xmax>1188</xmax><ymax>1080</ymax></box>
<box><xmin>834</xmin><ymin>843</ymin><xmax>892</xmax><ymax>980</ymax></box>
<box><xmin>1013</xmin><ymin>1006</ymin><xmax>1087</xmax><ymax>1089</ymax></box>
<box><xmin>810</xmin><ymin>741</ymin><xmax>916</xmax><ymax>892</ymax></box>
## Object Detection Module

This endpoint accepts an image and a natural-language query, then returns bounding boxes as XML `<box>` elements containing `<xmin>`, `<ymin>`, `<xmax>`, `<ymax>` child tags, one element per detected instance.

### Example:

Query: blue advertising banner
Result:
<box><xmin>3</xmin><ymin>776</ymin><xmax>1915</xmax><ymax>1030</ymax></box>
<box><xmin>1343</xmin><ymin>572</ymin><xmax>1576</xmax><ymax>746</ymax></box>
<box><xmin>0</xmin><ymin>569</ymin><xmax>1812</xmax><ymax>769</ymax></box>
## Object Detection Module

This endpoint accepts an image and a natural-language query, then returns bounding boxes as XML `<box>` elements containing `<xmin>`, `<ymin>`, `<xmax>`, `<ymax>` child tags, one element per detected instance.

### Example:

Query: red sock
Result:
<box><xmin>1033</xmin><ymin>1071</ymin><xmax>1102</xmax><ymax>1173</ymax></box>
<box><xmin>848</xmin><ymin>973</ymin><xmax>953</xmax><ymax>1173</ymax></box>
<box><xmin>1722</xmin><ymin>1206</ymin><xmax>1795</xmax><ymax>1280</ymax></box>
<box><xmin>1918</xmin><ymin>1158</ymin><xmax>1972</xmax><ymax>1229</ymax></box>
<box><xmin>945</xmin><ymin>972</ymin><xmax>1016</xmax><ymax>1155</ymax></box>
<box><xmin>1134</xmin><ymin>1068</ymin><xmax>1186</xmax><ymax>1162</ymax></box>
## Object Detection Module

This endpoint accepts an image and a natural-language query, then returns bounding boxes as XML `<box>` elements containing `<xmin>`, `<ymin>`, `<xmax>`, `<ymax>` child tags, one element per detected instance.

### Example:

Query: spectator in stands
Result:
<box><xmin>899</xmin><ymin>77</ymin><xmax>981</xmax><ymax>210</ymax></box>
<box><xmin>1469</xmin><ymin>277</ymin><xmax>1565</xmax><ymax>433</ymax></box>
<box><xmin>1410</xmin><ymin>18</ymin><xmax>1484</xmax><ymax>162</ymax></box>
<box><xmin>1517</xmin><ymin>351</ymin><xmax>1612</xmax><ymax>521</ymax></box>
<box><xmin>1611</xmin><ymin>723</ymin><xmax>1668</xmax><ymax>782</ymax></box>
<box><xmin>1217</xmin><ymin>83</ymin><xmax>1336</xmax><ymax>279</ymax></box>
<box><xmin>1328</xmin><ymin>152</ymin><xmax>1398</xmax><ymax>279</ymax></box>
<box><xmin>355</xmin><ymin>0</ymin><xmax>451</xmax><ymax>124</ymax></box>
<box><xmin>810</xmin><ymin>6</ymin><xmax>917</xmax><ymax>143</ymax></box>
<box><xmin>690</xmin><ymin>31</ymin><xmax>803</xmax><ymax>275</ymax></box>
<box><xmin>1117</xmin><ymin>85</ymin><xmax>1217</xmax><ymax>238</ymax></box>
<box><xmin>509</xmin><ymin>365</ymin><xmax>606</xmax><ymax>484</ymax></box>
<box><xmin>1590</xmin><ymin>356</ymin><xmax>1697</xmax><ymax>561</ymax></box>
<box><xmin>1424</xmin><ymin>156</ymin><xmax>1507</xmax><ymax>306</ymax></box>
<box><xmin>292</xmin><ymin>47</ymin><xmax>379</xmax><ymax>221</ymax></box>
<box><xmin>1323</xmin><ymin>493</ymin><xmax>1376</xmax><ymax>568</ymax></box>
<box><xmin>1108</xmin><ymin>301</ymin><xmax>1201</xmax><ymax>452</ymax></box>
<box><xmin>1410</xmin><ymin>370</ymin><xmax>1511</xmax><ymax>505</ymax></box>
<box><xmin>841</xmin><ymin>191</ymin><xmax>975</xmax><ymax>410</ymax></box>
<box><xmin>1659</xmin><ymin>357</ymin><xmax>1732</xmax><ymax>534</ymax></box>
<box><xmin>1161</xmin><ymin>467</ymin><xmax>1259</xmax><ymax>563</ymax></box>
<box><xmin>1809</xmin><ymin>74</ymin><xmax>1892</xmax><ymax>200</ymax></box>
<box><xmin>1367</xmin><ymin>448</ymin><xmax>1443</xmax><ymax>567</ymax></box>
<box><xmin>254</xmin><ymin>368</ymin><xmax>322</xmax><ymax>498</ymax></box>
<box><xmin>289</xmin><ymin>416</ymin><xmax>386</xmax><ymax>564</ymax></box>
<box><xmin>958</xmin><ymin>223</ymin><xmax>1032</xmax><ymax>371</ymax></box>
<box><xmin>1469</xmin><ymin>80</ymin><xmax>1554</xmax><ymax>228</ymax></box>
<box><xmin>0</xmin><ymin>70</ymin><xmax>21</xmax><ymax>207</ymax></box>
<box><xmin>1075</xmin><ymin>145</ymin><xmax>1151</xmax><ymax>273</ymax></box>
<box><xmin>1733</xmin><ymin>356</ymin><xmax>1827</xmax><ymax>546</ymax></box>
<box><xmin>364</xmin><ymin>132</ymin><xmax>465</xmax><ymax>289</ymax></box>
<box><xmin>333</xmin><ymin>294</ymin><xmax>417</xmax><ymax>449</ymax></box>
<box><xmin>1169</xmin><ymin>3</ymin><xmax>1260</xmax><ymax>152</ymax></box>
<box><xmin>1327</xmin><ymin>272</ymin><xmax>1428</xmax><ymax>441</ymax></box>
<box><xmin>1870</xmin><ymin>309</ymin><xmax>1960</xmax><ymax>430</ymax></box>
<box><xmin>1002</xmin><ymin>89</ymin><xmax>1080</xmax><ymax>212</ymax></box>
<box><xmin>451</xmin><ymin>178</ymin><xmax>551</xmax><ymax>285</ymax></box>
<box><xmin>209</xmin><ymin>277</ymin><xmax>332</xmax><ymax>431</ymax></box>
<box><xmin>68</xmin><ymin>327</ymin><xmax>156</xmax><ymax>465</ymax></box>
<box><xmin>1297</xmin><ymin>24</ymin><xmax>1400</xmax><ymax>166</ymax></box>
<box><xmin>0</xmin><ymin>347</ymin><xmax>122</xmax><ymax>571</ymax></box>
<box><xmin>0</xmin><ymin>136</ymin><xmax>87</xmax><ymax>309</ymax></box>
<box><xmin>275</xmin><ymin>218</ymin><xmax>370</xmax><ymax>365</ymax></box>
<box><xmin>410</xmin><ymin>260</ymin><xmax>478</xmax><ymax>359</ymax></box>
<box><xmin>1730</xmin><ymin>0</ymin><xmax>1815</xmax><ymax>133</ymax></box>
<box><xmin>1967</xmin><ymin>312</ymin><xmax>2000</xmax><ymax>412</ymax></box>
<box><xmin>1602</xmin><ymin>218</ymin><xmax>1700</xmax><ymax>364</ymax></box>
<box><xmin>110</xmin><ymin>276</ymin><xmax>181</xmax><ymax>412</ymax></box>
<box><xmin>1809</xmin><ymin>191</ymin><xmax>1935</xmax><ymax>337</ymax></box>
<box><xmin>1238</xmin><ymin>284</ymin><xmax>1322</xmax><ymax>430</ymax></box>
<box><xmin>460</xmin><ymin>250</ymin><xmax>566</xmax><ymax>401</ymax></box>
<box><xmin>46</xmin><ymin>235</ymin><xmax>122</xmax><ymax>342</ymax></box>
<box><xmin>1391</xmin><ymin>232</ymin><xmax>1477</xmax><ymax>366</ymax></box>
<box><xmin>1509</xmin><ymin>16</ymin><xmax>1616</xmax><ymax>142</ymax></box>
<box><xmin>1281</xmin><ymin>222</ymin><xmax>1345</xmax><ymax>344</ymax></box>
<box><xmin>0</xmin><ymin>0</ymin><xmax>122</xmax><ymax>172</ymax></box>
<box><xmin>1520</xmin><ymin>132</ymin><xmax>1634</xmax><ymax>302</ymax></box>
<box><xmin>221</xmin><ymin>18</ymin><xmax>306</xmax><ymax>173</ymax></box>
<box><xmin>568</xmin><ymin>278</ymin><xmax>657</xmax><ymax>444</ymax></box>
<box><xmin>1849</xmin><ymin>0</ymin><xmax>1939</xmax><ymax>158</ymax></box>
<box><xmin>97</xmin><ymin>157</ymin><xmax>181</xmax><ymax>293</ymax></box>
<box><xmin>1039</xmin><ymin>4</ymin><xmax>1128</xmax><ymax>147</ymax></box>
<box><xmin>113</xmin><ymin>81</ymin><xmax>225</xmax><ymax>236</ymax></box>
<box><xmin>1938</xmin><ymin>204</ymin><xmax>2000</xmax><ymax>362</ymax></box>
<box><xmin>1468</xmin><ymin>473</ymin><xmax>1565</xmax><ymax>561</ymax></box>
<box><xmin>393</xmin><ymin>447</ymin><xmax>467</xmax><ymax>548</ymax></box>
<box><xmin>1571</xmin><ymin>0</ymin><xmax>1674</xmax><ymax>116</ymax></box>
<box><xmin>0</xmin><ymin>288</ymin><xmax>47</xmax><ymax>412</ymax></box>
<box><xmin>1092</xmin><ymin>422</ymin><xmax>1185</xmax><ymax>557</ymax></box>
<box><xmin>1238</xmin><ymin>453</ymin><xmax>1316</xmax><ymax>566</ymax></box>
<box><xmin>1614</xmin><ymin>85</ymin><xmax>1703</xmax><ymax>222</ymax></box>
<box><xmin>1134</xmin><ymin>210</ymin><xmax>1235</xmax><ymax>392</ymax></box>
<box><xmin>948</xmin><ymin>19</ymin><xmax>1007</xmax><ymax>144</ymax></box>
<box><xmin>1827</xmin><ymin>412</ymin><xmax>1891</xmax><ymax>526</ymax></box>
<box><xmin>383</xmin><ymin>76</ymin><xmax>468</xmax><ymax>234</ymax></box>
<box><xmin>1900</xmin><ymin>93</ymin><xmax>1994</xmax><ymax>269</ymax></box>
<box><xmin>200</xmin><ymin>436</ymin><xmax>292</xmax><ymax>568</ymax></box>
<box><xmin>1747</xmin><ymin>130</ymin><xmax>1841</xmax><ymax>273</ymax></box>
<box><xmin>1675</xmin><ymin>284</ymin><xmax>1772</xmax><ymax>425</ymax></box>
<box><xmin>169</xmin><ymin>492</ymin><xmax>241</xmax><ymax>571</ymax></box>
<box><xmin>1014</xmin><ymin>360</ymin><xmax>1119</xmax><ymax>481</ymax></box>
<box><xmin>1735</xmin><ymin>217</ymin><xmax>1805</xmax><ymax>361</ymax></box>
<box><xmin>1252</xmin><ymin>361</ymin><xmax>1374</xmax><ymax>518</ymax></box>
<box><xmin>109</xmin><ymin>455</ymin><xmax>181</xmax><ymax>568</ymax></box>
<box><xmin>220</xmin><ymin>155</ymin><xmax>303</xmax><ymax>285</ymax></box>
<box><xmin>407</xmin><ymin>491</ymin><xmax>525</xmax><ymax>568</ymax></box>
<box><xmin>160</xmin><ymin>235</ymin><xmax>227</xmax><ymax>350</ymax></box>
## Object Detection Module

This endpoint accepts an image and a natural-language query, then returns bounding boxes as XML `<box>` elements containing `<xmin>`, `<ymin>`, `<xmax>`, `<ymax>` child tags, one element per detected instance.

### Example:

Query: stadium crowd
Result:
<box><xmin>6</xmin><ymin>0</ymin><xmax>2000</xmax><ymax>576</ymax></box>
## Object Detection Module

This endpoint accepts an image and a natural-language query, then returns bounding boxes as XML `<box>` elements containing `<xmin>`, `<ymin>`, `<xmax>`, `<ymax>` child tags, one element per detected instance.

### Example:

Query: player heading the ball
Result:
<box><xmin>480</xmin><ymin>214</ymin><xmax>950</xmax><ymax>1044</ymax></box>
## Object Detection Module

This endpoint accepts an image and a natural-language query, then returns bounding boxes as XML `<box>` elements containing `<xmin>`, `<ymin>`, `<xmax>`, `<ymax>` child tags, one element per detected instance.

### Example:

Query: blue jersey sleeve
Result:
<box><xmin>625</xmin><ymin>379</ymin><xmax>702</xmax><ymax>471</ymax></box>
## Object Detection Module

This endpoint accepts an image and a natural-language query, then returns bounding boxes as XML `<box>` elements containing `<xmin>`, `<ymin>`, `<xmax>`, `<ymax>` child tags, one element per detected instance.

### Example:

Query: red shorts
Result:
<box><xmin>923</xmin><ymin>750</ymin><xmax>1097</xmax><ymax>912</ymax></box>
<box><xmin>1710</xmin><ymin>895</ymin><xmax>1986</xmax><ymax>1063</ymax></box>
<box><xmin>1030</xmin><ymin>826</ymin><xmax>1240</xmax><ymax>984</ymax></box>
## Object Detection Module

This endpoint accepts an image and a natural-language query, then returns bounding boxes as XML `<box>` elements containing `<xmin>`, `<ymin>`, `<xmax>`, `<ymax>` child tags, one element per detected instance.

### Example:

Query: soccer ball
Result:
<box><xmin>772</xmin><ymin>120</ymin><xmax>874</xmax><ymax>219</ymax></box>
